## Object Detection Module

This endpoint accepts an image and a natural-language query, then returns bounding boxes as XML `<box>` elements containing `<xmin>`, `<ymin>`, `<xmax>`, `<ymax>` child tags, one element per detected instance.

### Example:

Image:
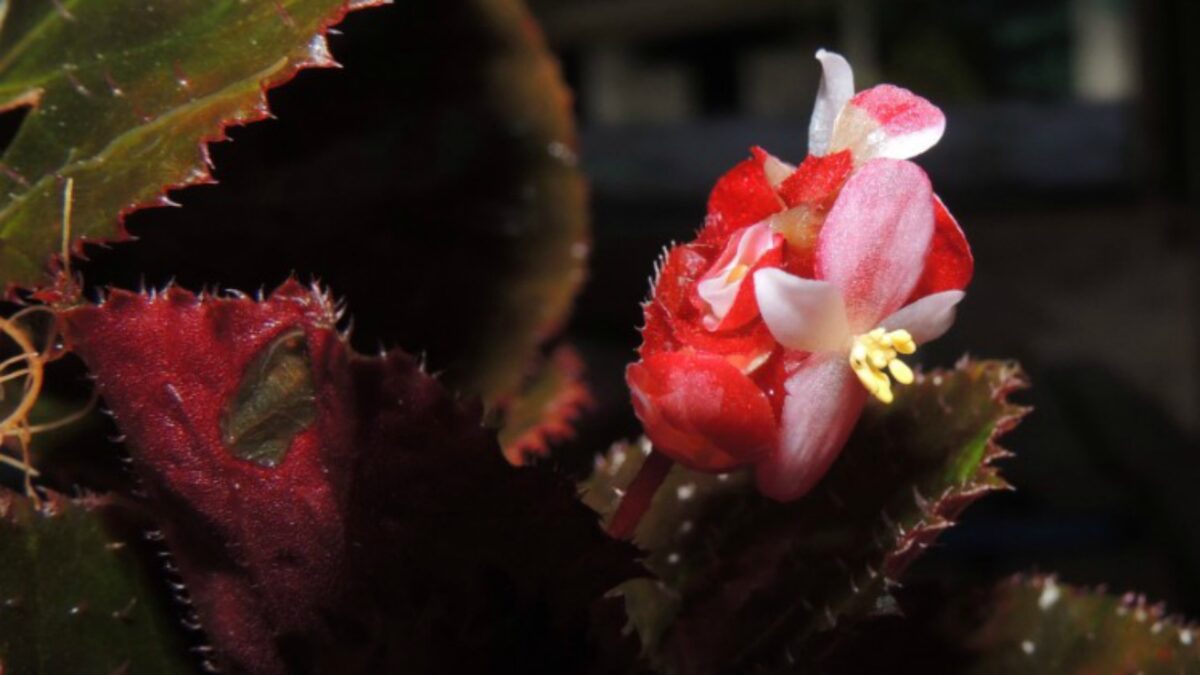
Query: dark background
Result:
<box><xmin>7</xmin><ymin>0</ymin><xmax>1199</xmax><ymax>623</ymax></box>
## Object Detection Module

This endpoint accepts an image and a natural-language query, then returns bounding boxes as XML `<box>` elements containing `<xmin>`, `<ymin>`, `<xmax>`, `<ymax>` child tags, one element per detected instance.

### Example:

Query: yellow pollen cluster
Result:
<box><xmin>726</xmin><ymin>263</ymin><xmax>750</xmax><ymax>283</ymax></box>
<box><xmin>848</xmin><ymin>328</ymin><xmax>917</xmax><ymax>404</ymax></box>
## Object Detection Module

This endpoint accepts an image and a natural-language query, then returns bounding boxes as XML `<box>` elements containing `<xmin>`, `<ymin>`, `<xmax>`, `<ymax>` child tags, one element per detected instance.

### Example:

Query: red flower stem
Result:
<box><xmin>607</xmin><ymin>449</ymin><xmax>674</xmax><ymax>540</ymax></box>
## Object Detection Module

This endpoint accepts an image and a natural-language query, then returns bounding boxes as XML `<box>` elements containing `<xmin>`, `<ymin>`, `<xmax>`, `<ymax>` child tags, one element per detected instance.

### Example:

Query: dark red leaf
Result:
<box><xmin>60</xmin><ymin>280</ymin><xmax>642</xmax><ymax>675</ymax></box>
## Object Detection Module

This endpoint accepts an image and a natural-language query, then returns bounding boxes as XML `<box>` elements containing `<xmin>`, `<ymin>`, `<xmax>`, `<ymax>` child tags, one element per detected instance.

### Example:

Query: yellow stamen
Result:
<box><xmin>726</xmin><ymin>264</ymin><xmax>750</xmax><ymax>283</ymax></box>
<box><xmin>848</xmin><ymin>328</ymin><xmax>917</xmax><ymax>404</ymax></box>
<box><xmin>888</xmin><ymin>359</ymin><xmax>914</xmax><ymax>385</ymax></box>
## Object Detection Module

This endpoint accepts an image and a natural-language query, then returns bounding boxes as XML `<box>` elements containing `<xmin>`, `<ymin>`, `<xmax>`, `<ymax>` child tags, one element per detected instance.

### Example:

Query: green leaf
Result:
<box><xmin>59</xmin><ymin>0</ymin><xmax>589</xmax><ymax>411</ymax></box>
<box><xmin>582</xmin><ymin>359</ymin><xmax>1029</xmax><ymax>672</ymax></box>
<box><xmin>958</xmin><ymin>575</ymin><xmax>1200</xmax><ymax>674</ymax></box>
<box><xmin>0</xmin><ymin>0</ymin><xmax>384</xmax><ymax>292</ymax></box>
<box><xmin>0</xmin><ymin>490</ymin><xmax>193</xmax><ymax>674</ymax></box>
<box><xmin>400</xmin><ymin>0</ymin><xmax>588</xmax><ymax>403</ymax></box>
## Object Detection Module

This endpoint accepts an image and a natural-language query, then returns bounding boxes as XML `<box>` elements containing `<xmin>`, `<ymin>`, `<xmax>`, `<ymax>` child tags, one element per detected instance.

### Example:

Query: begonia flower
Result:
<box><xmin>611</xmin><ymin>50</ymin><xmax>974</xmax><ymax>537</ymax></box>
<box><xmin>750</xmin><ymin>158</ymin><xmax>965</xmax><ymax>500</ymax></box>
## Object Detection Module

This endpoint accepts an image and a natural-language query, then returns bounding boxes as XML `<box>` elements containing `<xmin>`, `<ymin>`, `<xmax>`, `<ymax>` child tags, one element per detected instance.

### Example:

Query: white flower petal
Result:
<box><xmin>807</xmin><ymin>49</ymin><xmax>855</xmax><ymax>157</ymax></box>
<box><xmin>760</xmin><ymin>151</ymin><xmax>796</xmax><ymax>188</ymax></box>
<box><xmin>695</xmin><ymin>276</ymin><xmax>742</xmax><ymax>330</ymax></box>
<box><xmin>872</xmin><ymin>123</ymin><xmax>945</xmax><ymax>160</ymax></box>
<box><xmin>696</xmin><ymin>222</ymin><xmax>779</xmax><ymax>330</ymax></box>
<box><xmin>753</xmin><ymin>268</ymin><xmax>850</xmax><ymax>352</ymax></box>
<box><xmin>880</xmin><ymin>290</ymin><xmax>965</xmax><ymax>344</ymax></box>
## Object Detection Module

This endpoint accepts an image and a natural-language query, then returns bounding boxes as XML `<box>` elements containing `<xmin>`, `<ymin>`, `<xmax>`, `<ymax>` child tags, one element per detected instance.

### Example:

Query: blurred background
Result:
<box><xmin>23</xmin><ymin>0</ymin><xmax>1198</xmax><ymax>623</ymax></box>
<box><xmin>531</xmin><ymin>0</ymin><xmax>1200</xmax><ymax>615</ymax></box>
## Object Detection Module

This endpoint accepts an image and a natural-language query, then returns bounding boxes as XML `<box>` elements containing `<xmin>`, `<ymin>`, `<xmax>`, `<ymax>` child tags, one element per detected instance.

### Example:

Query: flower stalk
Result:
<box><xmin>607</xmin><ymin>449</ymin><xmax>674</xmax><ymax>540</ymax></box>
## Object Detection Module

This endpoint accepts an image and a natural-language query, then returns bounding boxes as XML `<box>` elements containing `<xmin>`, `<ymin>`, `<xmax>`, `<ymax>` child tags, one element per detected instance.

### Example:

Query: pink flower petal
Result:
<box><xmin>815</xmin><ymin>158</ymin><xmax>936</xmax><ymax>330</ymax></box>
<box><xmin>807</xmin><ymin>49</ymin><xmax>855</xmax><ymax>157</ymax></box>
<box><xmin>696</xmin><ymin>222</ymin><xmax>783</xmax><ymax>331</ymax></box>
<box><xmin>627</xmin><ymin>352</ymin><xmax>777</xmax><ymax>472</ymax></box>
<box><xmin>755</xmin><ymin>351</ymin><xmax>866</xmax><ymax>501</ymax></box>
<box><xmin>909</xmin><ymin>194</ymin><xmax>973</xmax><ymax>299</ymax></box>
<box><xmin>753</xmin><ymin>268</ymin><xmax>850</xmax><ymax>352</ymax></box>
<box><xmin>832</xmin><ymin>84</ymin><xmax>945</xmax><ymax>160</ymax></box>
<box><xmin>880</xmin><ymin>290</ymin><xmax>964</xmax><ymax>344</ymax></box>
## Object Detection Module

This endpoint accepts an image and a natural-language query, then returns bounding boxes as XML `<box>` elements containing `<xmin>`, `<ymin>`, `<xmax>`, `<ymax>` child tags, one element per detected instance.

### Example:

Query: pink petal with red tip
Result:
<box><xmin>807</xmin><ymin>49</ymin><xmax>855</xmax><ymax>156</ymax></box>
<box><xmin>696</xmin><ymin>222</ymin><xmax>784</xmax><ymax>331</ymax></box>
<box><xmin>836</xmin><ymin>84</ymin><xmax>946</xmax><ymax>160</ymax></box>
<box><xmin>910</xmin><ymin>194</ymin><xmax>973</xmax><ymax>299</ymax></box>
<box><xmin>881</xmin><ymin>290</ymin><xmax>964</xmax><ymax>345</ymax></box>
<box><xmin>815</xmin><ymin>158</ymin><xmax>936</xmax><ymax>330</ymax></box>
<box><xmin>755</xmin><ymin>351</ymin><xmax>866</xmax><ymax>501</ymax></box>
<box><xmin>753</xmin><ymin>268</ymin><xmax>850</xmax><ymax>352</ymax></box>
<box><xmin>627</xmin><ymin>352</ymin><xmax>777</xmax><ymax>472</ymax></box>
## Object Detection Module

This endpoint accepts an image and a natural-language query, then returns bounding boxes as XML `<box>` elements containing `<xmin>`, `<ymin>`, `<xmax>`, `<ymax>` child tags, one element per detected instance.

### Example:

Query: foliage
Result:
<box><xmin>500</xmin><ymin>344</ymin><xmax>592</xmax><ymax>464</ymax></box>
<box><xmin>584</xmin><ymin>359</ymin><xmax>1027</xmax><ymax>672</ymax></box>
<box><xmin>818</xmin><ymin>574</ymin><xmax>1200</xmax><ymax>674</ymax></box>
<box><xmin>58</xmin><ymin>281</ymin><xmax>641</xmax><ymax>674</ymax></box>
<box><xmin>0</xmin><ymin>0</ymin><xmax>1191</xmax><ymax>673</ymax></box>
<box><xmin>0</xmin><ymin>0</ymin><xmax>386</xmax><ymax>293</ymax></box>
<box><xmin>0</xmin><ymin>490</ymin><xmax>193</xmax><ymax>674</ymax></box>
<box><xmin>957</xmin><ymin>575</ymin><xmax>1200</xmax><ymax>674</ymax></box>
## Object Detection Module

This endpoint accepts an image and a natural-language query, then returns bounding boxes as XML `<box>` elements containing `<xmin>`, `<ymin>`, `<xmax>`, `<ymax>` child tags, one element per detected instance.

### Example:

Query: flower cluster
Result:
<box><xmin>627</xmin><ymin>50</ymin><xmax>973</xmax><ymax>502</ymax></box>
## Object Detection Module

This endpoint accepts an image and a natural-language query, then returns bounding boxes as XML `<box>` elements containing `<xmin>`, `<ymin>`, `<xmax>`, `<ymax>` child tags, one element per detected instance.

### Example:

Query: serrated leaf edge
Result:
<box><xmin>758</xmin><ymin>359</ymin><xmax>1031</xmax><ymax>668</ymax></box>
<box><xmin>3</xmin><ymin>0</ymin><xmax>392</xmax><ymax>298</ymax></box>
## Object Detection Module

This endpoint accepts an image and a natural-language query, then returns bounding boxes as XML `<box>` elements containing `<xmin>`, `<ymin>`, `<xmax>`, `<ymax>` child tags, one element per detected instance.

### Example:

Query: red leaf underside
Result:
<box><xmin>60</xmin><ymin>281</ymin><xmax>641</xmax><ymax>675</ymax></box>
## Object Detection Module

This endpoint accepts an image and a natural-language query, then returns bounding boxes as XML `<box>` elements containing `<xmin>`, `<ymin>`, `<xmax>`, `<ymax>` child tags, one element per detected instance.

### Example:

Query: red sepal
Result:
<box><xmin>700</xmin><ymin>146</ymin><xmax>785</xmax><ymax>245</ymax></box>
<box><xmin>627</xmin><ymin>351</ymin><xmax>777</xmax><ymax>472</ymax></box>
<box><xmin>651</xmin><ymin>243</ymin><xmax>714</xmax><ymax>323</ymax></box>
<box><xmin>909</xmin><ymin>195</ymin><xmax>973</xmax><ymax>299</ymax></box>
<box><xmin>778</xmin><ymin>150</ymin><xmax>854</xmax><ymax>210</ymax></box>
<box><xmin>644</xmin><ymin>300</ymin><xmax>776</xmax><ymax>367</ymax></box>
<box><xmin>642</xmin><ymin>243</ymin><xmax>777</xmax><ymax>363</ymax></box>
